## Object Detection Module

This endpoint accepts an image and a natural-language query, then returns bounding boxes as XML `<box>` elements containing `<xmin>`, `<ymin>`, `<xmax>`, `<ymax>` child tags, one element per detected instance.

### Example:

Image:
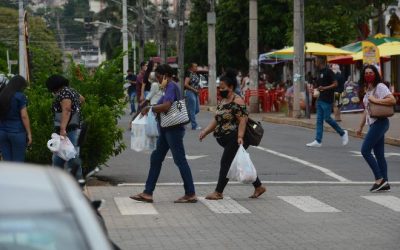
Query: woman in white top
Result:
<box><xmin>356</xmin><ymin>65</ymin><xmax>396</xmax><ymax>192</ymax></box>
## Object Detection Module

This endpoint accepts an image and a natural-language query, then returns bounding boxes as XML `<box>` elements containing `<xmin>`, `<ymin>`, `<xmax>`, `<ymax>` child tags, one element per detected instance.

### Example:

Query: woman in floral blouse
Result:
<box><xmin>199</xmin><ymin>70</ymin><xmax>266</xmax><ymax>200</ymax></box>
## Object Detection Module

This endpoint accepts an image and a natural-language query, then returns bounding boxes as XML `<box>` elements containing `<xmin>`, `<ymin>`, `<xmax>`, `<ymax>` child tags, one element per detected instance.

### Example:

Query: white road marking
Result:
<box><xmin>199</xmin><ymin>197</ymin><xmax>251</xmax><ymax>214</ymax></box>
<box><xmin>166</xmin><ymin>154</ymin><xmax>208</xmax><ymax>160</ymax></box>
<box><xmin>117</xmin><ymin>181</ymin><xmax>400</xmax><ymax>186</ymax></box>
<box><xmin>350</xmin><ymin>151</ymin><xmax>400</xmax><ymax>158</ymax></box>
<box><xmin>114</xmin><ymin>197</ymin><xmax>158</xmax><ymax>215</ymax></box>
<box><xmin>278</xmin><ymin>196</ymin><xmax>341</xmax><ymax>212</ymax></box>
<box><xmin>362</xmin><ymin>196</ymin><xmax>400</xmax><ymax>212</ymax></box>
<box><xmin>255</xmin><ymin>146</ymin><xmax>350</xmax><ymax>182</ymax></box>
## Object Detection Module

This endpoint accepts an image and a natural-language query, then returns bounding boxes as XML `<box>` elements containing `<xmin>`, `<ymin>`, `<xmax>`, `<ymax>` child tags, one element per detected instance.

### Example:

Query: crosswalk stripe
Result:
<box><xmin>198</xmin><ymin>197</ymin><xmax>251</xmax><ymax>214</ymax></box>
<box><xmin>114</xmin><ymin>197</ymin><xmax>158</xmax><ymax>215</ymax></box>
<box><xmin>277</xmin><ymin>196</ymin><xmax>341</xmax><ymax>212</ymax></box>
<box><xmin>361</xmin><ymin>195</ymin><xmax>400</xmax><ymax>212</ymax></box>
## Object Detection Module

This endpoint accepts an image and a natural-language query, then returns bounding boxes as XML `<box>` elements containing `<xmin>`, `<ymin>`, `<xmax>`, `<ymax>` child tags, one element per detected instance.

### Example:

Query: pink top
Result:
<box><xmin>363</xmin><ymin>83</ymin><xmax>391</xmax><ymax>125</ymax></box>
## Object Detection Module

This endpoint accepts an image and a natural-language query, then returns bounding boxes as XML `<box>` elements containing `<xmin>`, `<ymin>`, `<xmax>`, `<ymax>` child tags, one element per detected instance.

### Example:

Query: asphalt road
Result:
<box><xmin>98</xmin><ymin>110</ymin><xmax>400</xmax><ymax>186</ymax></box>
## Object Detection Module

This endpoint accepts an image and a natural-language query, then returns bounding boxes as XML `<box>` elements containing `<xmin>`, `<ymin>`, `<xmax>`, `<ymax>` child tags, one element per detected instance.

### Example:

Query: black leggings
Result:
<box><xmin>215</xmin><ymin>132</ymin><xmax>262</xmax><ymax>193</ymax></box>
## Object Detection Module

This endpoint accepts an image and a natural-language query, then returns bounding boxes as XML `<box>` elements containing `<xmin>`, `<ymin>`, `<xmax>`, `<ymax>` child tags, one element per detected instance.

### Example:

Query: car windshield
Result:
<box><xmin>0</xmin><ymin>213</ymin><xmax>88</xmax><ymax>250</ymax></box>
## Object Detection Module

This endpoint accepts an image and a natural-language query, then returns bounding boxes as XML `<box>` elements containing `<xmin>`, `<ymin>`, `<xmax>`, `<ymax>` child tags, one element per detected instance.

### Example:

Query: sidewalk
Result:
<box><xmin>200</xmin><ymin>105</ymin><xmax>400</xmax><ymax>146</ymax></box>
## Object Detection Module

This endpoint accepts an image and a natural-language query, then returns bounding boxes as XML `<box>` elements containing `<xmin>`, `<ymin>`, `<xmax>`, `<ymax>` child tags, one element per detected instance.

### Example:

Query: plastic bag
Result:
<box><xmin>131</xmin><ymin>115</ymin><xmax>153</xmax><ymax>152</ymax></box>
<box><xmin>145</xmin><ymin>108</ymin><xmax>159</xmax><ymax>137</ymax></box>
<box><xmin>47</xmin><ymin>133</ymin><xmax>77</xmax><ymax>161</ymax></box>
<box><xmin>227</xmin><ymin>145</ymin><xmax>257</xmax><ymax>183</ymax></box>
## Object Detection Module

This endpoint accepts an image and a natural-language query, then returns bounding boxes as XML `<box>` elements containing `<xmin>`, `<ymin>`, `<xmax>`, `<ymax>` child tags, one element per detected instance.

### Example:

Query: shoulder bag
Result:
<box><xmin>160</xmin><ymin>83</ymin><xmax>190</xmax><ymax>128</ymax></box>
<box><xmin>244</xmin><ymin>118</ymin><xmax>264</xmax><ymax>146</ymax></box>
<box><xmin>367</xmin><ymin>87</ymin><xmax>394</xmax><ymax>118</ymax></box>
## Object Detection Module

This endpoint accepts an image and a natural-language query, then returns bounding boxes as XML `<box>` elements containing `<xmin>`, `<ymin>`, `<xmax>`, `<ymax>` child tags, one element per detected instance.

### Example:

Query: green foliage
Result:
<box><xmin>144</xmin><ymin>41</ymin><xmax>158</xmax><ymax>59</ymax></box>
<box><xmin>25</xmin><ymin>85</ymin><xmax>54</xmax><ymax>164</ymax></box>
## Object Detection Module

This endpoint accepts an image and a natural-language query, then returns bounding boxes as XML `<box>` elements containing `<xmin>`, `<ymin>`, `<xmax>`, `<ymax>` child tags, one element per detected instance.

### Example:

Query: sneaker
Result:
<box><xmin>379</xmin><ymin>183</ymin><xmax>391</xmax><ymax>192</ymax></box>
<box><xmin>341</xmin><ymin>130</ymin><xmax>349</xmax><ymax>146</ymax></box>
<box><xmin>306</xmin><ymin>140</ymin><xmax>322</xmax><ymax>147</ymax></box>
<box><xmin>192</xmin><ymin>126</ymin><xmax>202</xmax><ymax>130</ymax></box>
<box><xmin>370</xmin><ymin>179</ymin><xmax>388</xmax><ymax>192</ymax></box>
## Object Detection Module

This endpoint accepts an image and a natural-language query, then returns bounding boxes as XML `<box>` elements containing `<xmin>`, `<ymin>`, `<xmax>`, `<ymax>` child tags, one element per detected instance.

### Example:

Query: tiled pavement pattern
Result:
<box><xmin>88</xmin><ymin>185</ymin><xmax>400</xmax><ymax>250</ymax></box>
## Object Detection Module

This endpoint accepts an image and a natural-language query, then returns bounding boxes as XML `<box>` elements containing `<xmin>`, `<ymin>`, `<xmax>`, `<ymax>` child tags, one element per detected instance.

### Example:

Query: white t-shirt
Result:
<box><xmin>363</xmin><ymin>83</ymin><xmax>392</xmax><ymax>125</ymax></box>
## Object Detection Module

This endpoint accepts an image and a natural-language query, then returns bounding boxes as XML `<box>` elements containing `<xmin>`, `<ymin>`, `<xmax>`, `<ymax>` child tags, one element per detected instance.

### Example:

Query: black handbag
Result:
<box><xmin>244</xmin><ymin>118</ymin><xmax>264</xmax><ymax>146</ymax></box>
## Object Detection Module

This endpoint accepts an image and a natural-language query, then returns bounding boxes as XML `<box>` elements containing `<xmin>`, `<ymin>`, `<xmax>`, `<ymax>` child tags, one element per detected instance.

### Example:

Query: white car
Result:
<box><xmin>0</xmin><ymin>163</ymin><xmax>114</xmax><ymax>250</ymax></box>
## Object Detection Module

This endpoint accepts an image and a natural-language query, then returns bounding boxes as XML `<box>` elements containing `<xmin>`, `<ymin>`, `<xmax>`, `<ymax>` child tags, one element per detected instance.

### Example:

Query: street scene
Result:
<box><xmin>1</xmin><ymin>0</ymin><xmax>400</xmax><ymax>250</ymax></box>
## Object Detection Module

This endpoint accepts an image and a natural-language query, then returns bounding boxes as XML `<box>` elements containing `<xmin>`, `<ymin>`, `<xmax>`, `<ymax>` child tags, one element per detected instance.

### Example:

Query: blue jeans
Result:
<box><xmin>130</xmin><ymin>92</ymin><xmax>136</xmax><ymax>113</ymax></box>
<box><xmin>315</xmin><ymin>100</ymin><xmax>345</xmax><ymax>143</ymax></box>
<box><xmin>52</xmin><ymin>129</ymin><xmax>82</xmax><ymax>180</ymax></box>
<box><xmin>361</xmin><ymin>118</ymin><xmax>389</xmax><ymax>181</ymax></box>
<box><xmin>144</xmin><ymin>127</ymin><xmax>196</xmax><ymax>196</ymax></box>
<box><xmin>0</xmin><ymin>130</ymin><xmax>27</xmax><ymax>162</ymax></box>
<box><xmin>185</xmin><ymin>90</ymin><xmax>200</xmax><ymax>129</ymax></box>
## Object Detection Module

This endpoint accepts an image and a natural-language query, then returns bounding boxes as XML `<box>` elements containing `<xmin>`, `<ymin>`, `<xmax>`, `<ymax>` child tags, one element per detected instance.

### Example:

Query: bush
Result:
<box><xmin>26</xmin><ymin>56</ymin><xmax>126</xmax><ymax>171</ymax></box>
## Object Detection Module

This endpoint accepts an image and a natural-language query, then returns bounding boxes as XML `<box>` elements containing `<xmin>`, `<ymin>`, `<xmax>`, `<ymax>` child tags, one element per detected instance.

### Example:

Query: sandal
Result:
<box><xmin>249</xmin><ymin>186</ymin><xmax>266</xmax><ymax>199</ymax></box>
<box><xmin>129</xmin><ymin>193</ymin><xmax>153</xmax><ymax>203</ymax></box>
<box><xmin>205</xmin><ymin>192</ymin><xmax>223</xmax><ymax>200</ymax></box>
<box><xmin>174</xmin><ymin>195</ymin><xmax>198</xmax><ymax>203</ymax></box>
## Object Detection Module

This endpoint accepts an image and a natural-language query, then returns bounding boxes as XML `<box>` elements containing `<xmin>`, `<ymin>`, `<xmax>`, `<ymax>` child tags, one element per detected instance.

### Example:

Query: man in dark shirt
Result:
<box><xmin>306</xmin><ymin>56</ymin><xmax>348</xmax><ymax>147</ymax></box>
<box><xmin>126</xmin><ymin>70</ymin><xmax>137</xmax><ymax>115</ymax></box>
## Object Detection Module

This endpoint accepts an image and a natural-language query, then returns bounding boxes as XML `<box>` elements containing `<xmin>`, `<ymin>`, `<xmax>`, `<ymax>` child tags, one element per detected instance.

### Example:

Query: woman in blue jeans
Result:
<box><xmin>356</xmin><ymin>65</ymin><xmax>396</xmax><ymax>192</ymax></box>
<box><xmin>130</xmin><ymin>64</ymin><xmax>197</xmax><ymax>203</ymax></box>
<box><xmin>46</xmin><ymin>75</ymin><xmax>85</xmax><ymax>180</ymax></box>
<box><xmin>184</xmin><ymin>63</ymin><xmax>201</xmax><ymax>130</ymax></box>
<box><xmin>0</xmin><ymin>75</ymin><xmax>32</xmax><ymax>162</ymax></box>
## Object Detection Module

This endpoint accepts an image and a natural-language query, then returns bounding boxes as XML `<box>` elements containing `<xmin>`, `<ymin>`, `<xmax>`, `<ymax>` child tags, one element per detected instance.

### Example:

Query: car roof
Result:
<box><xmin>0</xmin><ymin>163</ymin><xmax>65</xmax><ymax>214</ymax></box>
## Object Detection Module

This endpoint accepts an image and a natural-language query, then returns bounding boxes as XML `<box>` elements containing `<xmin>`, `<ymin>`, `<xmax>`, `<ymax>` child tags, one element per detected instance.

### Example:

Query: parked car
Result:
<box><xmin>0</xmin><ymin>163</ymin><xmax>114</xmax><ymax>250</ymax></box>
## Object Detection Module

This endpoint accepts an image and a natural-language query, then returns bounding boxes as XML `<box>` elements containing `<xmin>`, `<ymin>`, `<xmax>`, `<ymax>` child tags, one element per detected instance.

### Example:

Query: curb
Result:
<box><xmin>262</xmin><ymin>115</ymin><xmax>400</xmax><ymax>147</ymax></box>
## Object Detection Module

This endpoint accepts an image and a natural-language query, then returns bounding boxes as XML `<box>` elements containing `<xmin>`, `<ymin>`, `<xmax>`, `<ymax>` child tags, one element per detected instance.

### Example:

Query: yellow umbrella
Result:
<box><xmin>272</xmin><ymin>42</ymin><xmax>354</xmax><ymax>56</ymax></box>
<box><xmin>352</xmin><ymin>41</ymin><xmax>400</xmax><ymax>60</ymax></box>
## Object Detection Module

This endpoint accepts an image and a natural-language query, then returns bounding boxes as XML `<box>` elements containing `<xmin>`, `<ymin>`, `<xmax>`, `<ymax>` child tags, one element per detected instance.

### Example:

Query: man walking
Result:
<box><xmin>126</xmin><ymin>70</ymin><xmax>137</xmax><ymax>115</ymax></box>
<box><xmin>306</xmin><ymin>56</ymin><xmax>348</xmax><ymax>147</ymax></box>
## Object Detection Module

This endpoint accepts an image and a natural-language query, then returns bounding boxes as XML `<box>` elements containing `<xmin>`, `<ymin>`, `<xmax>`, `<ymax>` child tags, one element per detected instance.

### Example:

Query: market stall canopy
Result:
<box><xmin>272</xmin><ymin>42</ymin><xmax>354</xmax><ymax>56</ymax></box>
<box><xmin>259</xmin><ymin>52</ymin><xmax>293</xmax><ymax>64</ymax></box>
<box><xmin>352</xmin><ymin>41</ymin><xmax>400</xmax><ymax>60</ymax></box>
<box><xmin>341</xmin><ymin>34</ymin><xmax>400</xmax><ymax>53</ymax></box>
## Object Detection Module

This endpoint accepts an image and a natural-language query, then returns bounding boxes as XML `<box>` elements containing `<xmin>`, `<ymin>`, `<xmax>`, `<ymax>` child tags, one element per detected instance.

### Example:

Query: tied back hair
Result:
<box><xmin>0</xmin><ymin>75</ymin><xmax>28</xmax><ymax>120</ymax></box>
<box><xmin>220</xmin><ymin>68</ymin><xmax>238</xmax><ymax>90</ymax></box>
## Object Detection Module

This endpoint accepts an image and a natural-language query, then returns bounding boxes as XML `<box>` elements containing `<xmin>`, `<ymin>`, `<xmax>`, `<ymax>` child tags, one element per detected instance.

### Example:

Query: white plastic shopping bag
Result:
<box><xmin>131</xmin><ymin>115</ymin><xmax>153</xmax><ymax>152</ymax></box>
<box><xmin>47</xmin><ymin>133</ymin><xmax>77</xmax><ymax>161</ymax></box>
<box><xmin>227</xmin><ymin>145</ymin><xmax>257</xmax><ymax>183</ymax></box>
<box><xmin>145</xmin><ymin>108</ymin><xmax>159</xmax><ymax>137</ymax></box>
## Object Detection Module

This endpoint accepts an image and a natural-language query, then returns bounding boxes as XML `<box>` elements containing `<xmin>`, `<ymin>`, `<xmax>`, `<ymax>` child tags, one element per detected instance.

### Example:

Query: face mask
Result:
<box><xmin>365</xmin><ymin>74</ymin><xmax>375</xmax><ymax>83</ymax></box>
<box><xmin>220</xmin><ymin>90</ymin><xmax>229</xmax><ymax>98</ymax></box>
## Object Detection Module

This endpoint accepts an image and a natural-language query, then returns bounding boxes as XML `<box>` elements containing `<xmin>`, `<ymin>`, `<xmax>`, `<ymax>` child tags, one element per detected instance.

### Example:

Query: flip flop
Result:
<box><xmin>174</xmin><ymin>195</ymin><xmax>198</xmax><ymax>203</ymax></box>
<box><xmin>129</xmin><ymin>193</ymin><xmax>153</xmax><ymax>203</ymax></box>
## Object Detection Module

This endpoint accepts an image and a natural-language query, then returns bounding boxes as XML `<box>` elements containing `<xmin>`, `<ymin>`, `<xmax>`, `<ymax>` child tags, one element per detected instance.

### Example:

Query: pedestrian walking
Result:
<box><xmin>199</xmin><ymin>69</ymin><xmax>266</xmax><ymax>200</ymax></box>
<box><xmin>130</xmin><ymin>64</ymin><xmax>197</xmax><ymax>203</ymax></box>
<box><xmin>126</xmin><ymin>70</ymin><xmax>137</xmax><ymax>115</ymax></box>
<box><xmin>145</xmin><ymin>72</ymin><xmax>164</xmax><ymax>105</ymax></box>
<box><xmin>306</xmin><ymin>56</ymin><xmax>349</xmax><ymax>147</ymax></box>
<box><xmin>136</xmin><ymin>61</ymin><xmax>148</xmax><ymax>104</ymax></box>
<box><xmin>356</xmin><ymin>65</ymin><xmax>396</xmax><ymax>192</ymax></box>
<box><xmin>0</xmin><ymin>75</ymin><xmax>32</xmax><ymax>162</ymax></box>
<box><xmin>46</xmin><ymin>75</ymin><xmax>85</xmax><ymax>180</ymax></box>
<box><xmin>184</xmin><ymin>63</ymin><xmax>201</xmax><ymax>130</ymax></box>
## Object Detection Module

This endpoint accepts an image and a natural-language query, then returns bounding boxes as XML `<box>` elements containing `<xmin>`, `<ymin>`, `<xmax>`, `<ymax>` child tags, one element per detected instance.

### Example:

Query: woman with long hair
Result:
<box><xmin>356</xmin><ymin>65</ymin><xmax>396</xmax><ymax>192</ymax></box>
<box><xmin>0</xmin><ymin>75</ymin><xmax>32</xmax><ymax>162</ymax></box>
<box><xmin>199</xmin><ymin>69</ymin><xmax>266</xmax><ymax>200</ymax></box>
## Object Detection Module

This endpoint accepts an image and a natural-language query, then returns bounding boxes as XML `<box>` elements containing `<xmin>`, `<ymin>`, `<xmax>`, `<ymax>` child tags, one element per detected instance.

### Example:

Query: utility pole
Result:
<box><xmin>133</xmin><ymin>32</ymin><xmax>137</xmax><ymax>74</ymax></box>
<box><xmin>248</xmin><ymin>0</ymin><xmax>259</xmax><ymax>113</ymax></box>
<box><xmin>177</xmin><ymin>0</ymin><xmax>187</xmax><ymax>95</ymax></box>
<box><xmin>160</xmin><ymin>0</ymin><xmax>168</xmax><ymax>64</ymax></box>
<box><xmin>122</xmin><ymin>0</ymin><xmax>129</xmax><ymax>75</ymax></box>
<box><xmin>293</xmin><ymin>0</ymin><xmax>305</xmax><ymax>118</ymax></box>
<box><xmin>138</xmin><ymin>0</ymin><xmax>144</xmax><ymax>63</ymax></box>
<box><xmin>56</xmin><ymin>14</ymin><xmax>67</xmax><ymax>72</ymax></box>
<box><xmin>18</xmin><ymin>0</ymin><xmax>26</xmax><ymax>78</ymax></box>
<box><xmin>207</xmin><ymin>0</ymin><xmax>217</xmax><ymax>106</ymax></box>
<box><xmin>6</xmin><ymin>50</ymin><xmax>11</xmax><ymax>74</ymax></box>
